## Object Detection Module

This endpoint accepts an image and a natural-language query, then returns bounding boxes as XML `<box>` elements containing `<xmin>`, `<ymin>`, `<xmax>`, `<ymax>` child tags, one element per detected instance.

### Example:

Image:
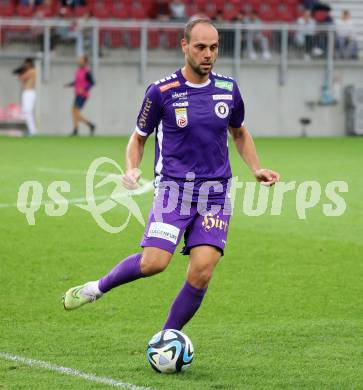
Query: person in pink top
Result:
<box><xmin>65</xmin><ymin>55</ymin><xmax>96</xmax><ymax>136</ymax></box>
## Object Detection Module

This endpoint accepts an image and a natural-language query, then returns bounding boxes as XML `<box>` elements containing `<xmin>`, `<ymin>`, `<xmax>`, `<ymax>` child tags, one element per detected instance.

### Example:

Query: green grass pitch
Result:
<box><xmin>0</xmin><ymin>136</ymin><xmax>362</xmax><ymax>389</ymax></box>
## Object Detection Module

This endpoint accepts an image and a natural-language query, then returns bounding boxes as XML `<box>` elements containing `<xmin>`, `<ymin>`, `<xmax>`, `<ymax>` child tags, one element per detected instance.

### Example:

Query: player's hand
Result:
<box><xmin>253</xmin><ymin>168</ymin><xmax>280</xmax><ymax>186</ymax></box>
<box><xmin>122</xmin><ymin>168</ymin><xmax>141</xmax><ymax>190</ymax></box>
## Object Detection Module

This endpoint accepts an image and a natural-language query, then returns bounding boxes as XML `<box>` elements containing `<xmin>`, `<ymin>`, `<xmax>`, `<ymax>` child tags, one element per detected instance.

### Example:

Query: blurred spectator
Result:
<box><xmin>55</xmin><ymin>8</ymin><xmax>90</xmax><ymax>57</ymax></box>
<box><xmin>170</xmin><ymin>0</ymin><xmax>186</xmax><ymax>21</ymax></box>
<box><xmin>303</xmin><ymin>0</ymin><xmax>330</xmax><ymax>12</ymax></box>
<box><xmin>295</xmin><ymin>9</ymin><xmax>317</xmax><ymax>59</ymax></box>
<box><xmin>19</xmin><ymin>0</ymin><xmax>44</xmax><ymax>5</ymax></box>
<box><xmin>155</xmin><ymin>0</ymin><xmax>170</xmax><ymax>21</ymax></box>
<box><xmin>62</xmin><ymin>0</ymin><xmax>86</xmax><ymax>7</ymax></box>
<box><xmin>245</xmin><ymin>11</ymin><xmax>271</xmax><ymax>60</ymax></box>
<box><xmin>34</xmin><ymin>0</ymin><xmax>52</xmax><ymax>16</ymax></box>
<box><xmin>14</xmin><ymin>58</ymin><xmax>38</xmax><ymax>136</ymax></box>
<box><xmin>65</xmin><ymin>55</ymin><xmax>96</xmax><ymax>136</ymax></box>
<box><xmin>314</xmin><ymin>7</ymin><xmax>333</xmax><ymax>57</ymax></box>
<box><xmin>213</xmin><ymin>10</ymin><xmax>234</xmax><ymax>56</ymax></box>
<box><xmin>335</xmin><ymin>10</ymin><xmax>358</xmax><ymax>59</ymax></box>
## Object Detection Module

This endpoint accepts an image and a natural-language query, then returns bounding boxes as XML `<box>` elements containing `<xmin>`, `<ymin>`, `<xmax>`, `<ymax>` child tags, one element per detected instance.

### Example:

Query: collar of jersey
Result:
<box><xmin>185</xmin><ymin>79</ymin><xmax>211</xmax><ymax>88</ymax></box>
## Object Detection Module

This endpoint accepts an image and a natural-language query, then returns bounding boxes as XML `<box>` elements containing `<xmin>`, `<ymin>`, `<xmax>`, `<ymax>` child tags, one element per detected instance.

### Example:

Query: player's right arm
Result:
<box><xmin>123</xmin><ymin>132</ymin><xmax>147</xmax><ymax>189</ymax></box>
<box><xmin>122</xmin><ymin>83</ymin><xmax>162</xmax><ymax>189</ymax></box>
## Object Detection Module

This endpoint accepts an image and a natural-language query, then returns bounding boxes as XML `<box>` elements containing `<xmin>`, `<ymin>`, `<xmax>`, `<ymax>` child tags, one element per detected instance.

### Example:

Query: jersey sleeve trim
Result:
<box><xmin>135</xmin><ymin>126</ymin><xmax>148</xmax><ymax>137</ymax></box>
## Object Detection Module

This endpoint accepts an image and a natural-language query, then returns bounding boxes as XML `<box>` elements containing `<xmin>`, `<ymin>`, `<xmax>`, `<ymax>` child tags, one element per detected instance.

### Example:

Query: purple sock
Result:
<box><xmin>163</xmin><ymin>281</ymin><xmax>207</xmax><ymax>331</ymax></box>
<box><xmin>98</xmin><ymin>253</ymin><xmax>144</xmax><ymax>293</ymax></box>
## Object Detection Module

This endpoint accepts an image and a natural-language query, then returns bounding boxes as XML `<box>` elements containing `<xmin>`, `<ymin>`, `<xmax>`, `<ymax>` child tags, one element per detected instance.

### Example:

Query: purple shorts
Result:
<box><xmin>140</xmin><ymin>202</ymin><xmax>231</xmax><ymax>256</ymax></box>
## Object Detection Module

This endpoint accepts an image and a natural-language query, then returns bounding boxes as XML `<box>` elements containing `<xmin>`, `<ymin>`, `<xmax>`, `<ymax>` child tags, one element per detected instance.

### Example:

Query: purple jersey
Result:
<box><xmin>135</xmin><ymin>69</ymin><xmax>245</xmax><ymax>183</ymax></box>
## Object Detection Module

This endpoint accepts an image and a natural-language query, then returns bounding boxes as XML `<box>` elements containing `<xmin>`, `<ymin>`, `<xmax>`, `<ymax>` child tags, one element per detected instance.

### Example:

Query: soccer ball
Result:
<box><xmin>146</xmin><ymin>329</ymin><xmax>194</xmax><ymax>373</ymax></box>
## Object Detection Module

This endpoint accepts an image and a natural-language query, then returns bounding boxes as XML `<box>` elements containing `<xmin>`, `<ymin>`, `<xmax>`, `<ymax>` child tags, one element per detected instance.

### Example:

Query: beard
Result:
<box><xmin>187</xmin><ymin>56</ymin><xmax>214</xmax><ymax>76</ymax></box>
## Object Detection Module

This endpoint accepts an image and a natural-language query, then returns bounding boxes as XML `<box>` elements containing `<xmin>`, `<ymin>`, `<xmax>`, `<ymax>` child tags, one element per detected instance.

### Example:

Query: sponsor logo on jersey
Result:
<box><xmin>212</xmin><ymin>94</ymin><xmax>233</xmax><ymax>100</ymax></box>
<box><xmin>175</xmin><ymin>108</ymin><xmax>188</xmax><ymax>128</ymax></box>
<box><xmin>215</xmin><ymin>79</ymin><xmax>233</xmax><ymax>92</ymax></box>
<box><xmin>138</xmin><ymin>97</ymin><xmax>152</xmax><ymax>129</ymax></box>
<box><xmin>159</xmin><ymin>81</ymin><xmax>181</xmax><ymax>92</ymax></box>
<box><xmin>172</xmin><ymin>91</ymin><xmax>188</xmax><ymax>99</ymax></box>
<box><xmin>148</xmin><ymin>222</ymin><xmax>180</xmax><ymax>244</ymax></box>
<box><xmin>214</xmin><ymin>102</ymin><xmax>229</xmax><ymax>119</ymax></box>
<box><xmin>202</xmin><ymin>212</ymin><xmax>229</xmax><ymax>232</ymax></box>
<box><xmin>172</xmin><ymin>101</ymin><xmax>189</xmax><ymax>107</ymax></box>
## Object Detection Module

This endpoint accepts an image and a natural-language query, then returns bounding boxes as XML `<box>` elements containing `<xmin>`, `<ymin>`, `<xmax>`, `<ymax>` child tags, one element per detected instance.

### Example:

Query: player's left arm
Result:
<box><xmin>228</xmin><ymin>124</ymin><xmax>280</xmax><ymax>186</ymax></box>
<box><xmin>17</xmin><ymin>68</ymin><xmax>33</xmax><ymax>82</ymax></box>
<box><xmin>85</xmin><ymin>71</ymin><xmax>95</xmax><ymax>90</ymax></box>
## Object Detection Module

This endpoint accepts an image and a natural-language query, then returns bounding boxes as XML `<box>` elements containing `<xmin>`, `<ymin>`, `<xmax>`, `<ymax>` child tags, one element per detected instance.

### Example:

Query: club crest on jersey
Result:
<box><xmin>175</xmin><ymin>108</ymin><xmax>188</xmax><ymax>128</ymax></box>
<box><xmin>214</xmin><ymin>102</ymin><xmax>229</xmax><ymax>119</ymax></box>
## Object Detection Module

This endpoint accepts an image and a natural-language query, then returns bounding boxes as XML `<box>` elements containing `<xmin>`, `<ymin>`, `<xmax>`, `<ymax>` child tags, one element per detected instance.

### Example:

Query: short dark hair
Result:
<box><xmin>24</xmin><ymin>58</ymin><xmax>34</xmax><ymax>67</ymax></box>
<box><xmin>184</xmin><ymin>17</ymin><xmax>216</xmax><ymax>43</ymax></box>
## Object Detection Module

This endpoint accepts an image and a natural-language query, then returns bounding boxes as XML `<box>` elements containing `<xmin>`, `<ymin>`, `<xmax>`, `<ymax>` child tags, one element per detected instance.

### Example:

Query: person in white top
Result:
<box><xmin>335</xmin><ymin>10</ymin><xmax>358</xmax><ymax>59</ymax></box>
<box><xmin>14</xmin><ymin>58</ymin><xmax>38</xmax><ymax>136</ymax></box>
<box><xmin>170</xmin><ymin>0</ymin><xmax>187</xmax><ymax>21</ymax></box>
<box><xmin>295</xmin><ymin>9</ymin><xmax>318</xmax><ymax>59</ymax></box>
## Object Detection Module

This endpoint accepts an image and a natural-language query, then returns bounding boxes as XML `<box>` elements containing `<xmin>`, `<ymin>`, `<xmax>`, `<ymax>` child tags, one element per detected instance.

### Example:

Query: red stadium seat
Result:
<box><xmin>99</xmin><ymin>28</ymin><xmax>124</xmax><ymax>48</ymax></box>
<box><xmin>195</xmin><ymin>0</ymin><xmax>207</xmax><ymax>8</ymax></box>
<box><xmin>140</xmin><ymin>0</ymin><xmax>154</xmax><ymax>18</ymax></box>
<box><xmin>245</xmin><ymin>0</ymin><xmax>260</xmax><ymax>12</ymax></box>
<box><xmin>35</xmin><ymin>4</ymin><xmax>55</xmax><ymax>17</ymax></box>
<box><xmin>130</xmin><ymin>1</ymin><xmax>147</xmax><ymax>19</ymax></box>
<box><xmin>222</xmin><ymin>2</ymin><xmax>239</xmax><ymax>21</ymax></box>
<box><xmin>123</xmin><ymin>29</ymin><xmax>140</xmax><ymax>48</ymax></box>
<box><xmin>166</xmin><ymin>29</ymin><xmax>182</xmax><ymax>49</ymax></box>
<box><xmin>91</xmin><ymin>2</ymin><xmax>111</xmax><ymax>19</ymax></box>
<box><xmin>6</xmin><ymin>5</ymin><xmax>32</xmax><ymax>36</ymax></box>
<box><xmin>148</xmin><ymin>29</ymin><xmax>159</xmax><ymax>49</ymax></box>
<box><xmin>111</xmin><ymin>1</ymin><xmax>130</xmax><ymax>19</ymax></box>
<box><xmin>283</xmin><ymin>0</ymin><xmax>299</xmax><ymax>5</ymax></box>
<box><xmin>241</xmin><ymin>2</ymin><xmax>253</xmax><ymax>14</ymax></box>
<box><xmin>110</xmin><ymin>31</ymin><xmax>123</xmax><ymax>48</ymax></box>
<box><xmin>313</xmin><ymin>10</ymin><xmax>329</xmax><ymax>23</ymax></box>
<box><xmin>204</xmin><ymin>2</ymin><xmax>218</xmax><ymax>19</ymax></box>
<box><xmin>130</xmin><ymin>30</ymin><xmax>141</xmax><ymax>48</ymax></box>
<box><xmin>74</xmin><ymin>6</ymin><xmax>90</xmax><ymax>17</ymax></box>
<box><xmin>265</xmin><ymin>0</ymin><xmax>280</xmax><ymax>6</ymax></box>
<box><xmin>277</xmin><ymin>4</ymin><xmax>296</xmax><ymax>22</ymax></box>
<box><xmin>0</xmin><ymin>1</ymin><xmax>14</xmax><ymax>17</ymax></box>
<box><xmin>16</xmin><ymin>5</ymin><xmax>33</xmax><ymax>18</ymax></box>
<box><xmin>258</xmin><ymin>4</ymin><xmax>277</xmax><ymax>22</ymax></box>
<box><xmin>214</xmin><ymin>0</ymin><xmax>225</xmax><ymax>12</ymax></box>
<box><xmin>186</xmin><ymin>3</ymin><xmax>200</xmax><ymax>18</ymax></box>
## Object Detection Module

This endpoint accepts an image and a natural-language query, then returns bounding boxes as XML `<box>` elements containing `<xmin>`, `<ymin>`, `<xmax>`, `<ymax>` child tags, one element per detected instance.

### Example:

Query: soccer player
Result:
<box><xmin>15</xmin><ymin>58</ymin><xmax>38</xmax><ymax>136</ymax></box>
<box><xmin>65</xmin><ymin>55</ymin><xmax>96</xmax><ymax>136</ymax></box>
<box><xmin>63</xmin><ymin>18</ymin><xmax>280</xmax><ymax>331</ymax></box>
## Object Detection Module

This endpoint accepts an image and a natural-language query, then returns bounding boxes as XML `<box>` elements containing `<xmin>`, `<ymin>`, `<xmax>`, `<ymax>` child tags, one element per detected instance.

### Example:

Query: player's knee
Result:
<box><xmin>188</xmin><ymin>268</ymin><xmax>214</xmax><ymax>289</ymax></box>
<box><xmin>140</xmin><ymin>254</ymin><xmax>169</xmax><ymax>276</ymax></box>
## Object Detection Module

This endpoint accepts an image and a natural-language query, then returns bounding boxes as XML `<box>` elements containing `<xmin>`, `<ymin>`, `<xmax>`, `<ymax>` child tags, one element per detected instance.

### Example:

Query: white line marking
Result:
<box><xmin>0</xmin><ymin>186</ymin><xmax>154</xmax><ymax>209</ymax></box>
<box><xmin>0</xmin><ymin>167</ymin><xmax>154</xmax><ymax>209</ymax></box>
<box><xmin>37</xmin><ymin>167</ymin><xmax>151</xmax><ymax>186</ymax></box>
<box><xmin>0</xmin><ymin>352</ymin><xmax>152</xmax><ymax>390</ymax></box>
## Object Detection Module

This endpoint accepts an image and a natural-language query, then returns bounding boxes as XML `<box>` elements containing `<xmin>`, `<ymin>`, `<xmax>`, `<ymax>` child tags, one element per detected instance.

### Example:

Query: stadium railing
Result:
<box><xmin>0</xmin><ymin>18</ymin><xmax>361</xmax><ymax>98</ymax></box>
